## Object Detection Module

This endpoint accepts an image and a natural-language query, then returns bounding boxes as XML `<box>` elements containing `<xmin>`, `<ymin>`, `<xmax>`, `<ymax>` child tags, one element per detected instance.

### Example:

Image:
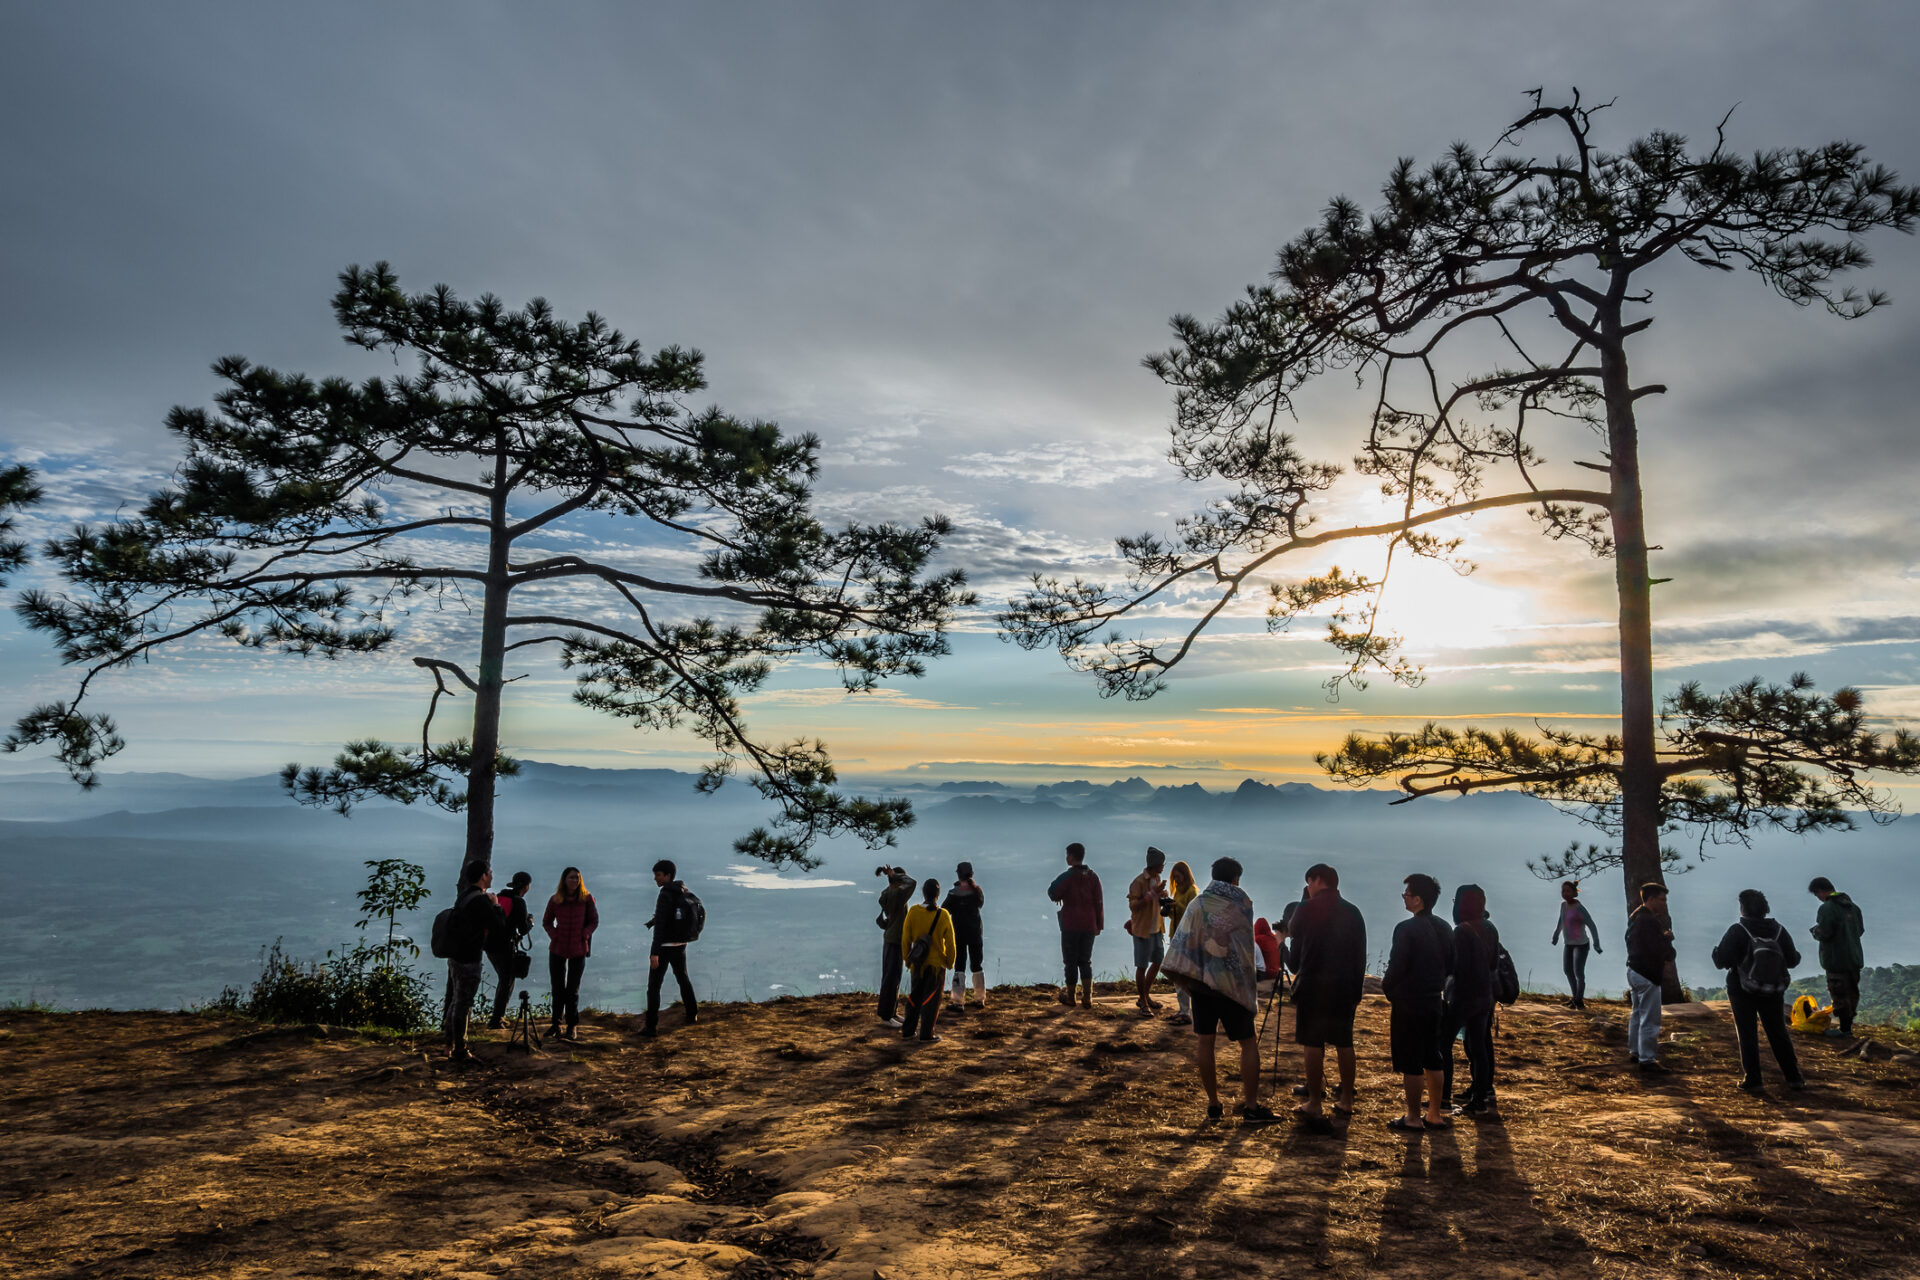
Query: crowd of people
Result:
<box><xmin>435</xmin><ymin>844</ymin><xmax>1873</xmax><ymax>1119</ymax></box>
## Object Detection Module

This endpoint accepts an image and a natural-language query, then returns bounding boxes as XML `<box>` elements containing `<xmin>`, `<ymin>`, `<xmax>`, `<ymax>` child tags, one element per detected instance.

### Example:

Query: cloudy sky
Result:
<box><xmin>4</xmin><ymin>2</ymin><xmax>1919</xmax><ymax>788</ymax></box>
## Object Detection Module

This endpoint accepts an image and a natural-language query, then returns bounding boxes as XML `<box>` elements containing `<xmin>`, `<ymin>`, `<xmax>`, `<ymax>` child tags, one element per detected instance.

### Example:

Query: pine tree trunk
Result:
<box><xmin>1601</xmin><ymin>300</ymin><xmax>1684</xmax><ymax>1001</ymax></box>
<box><xmin>462</xmin><ymin>437</ymin><xmax>511</xmax><ymax>883</ymax></box>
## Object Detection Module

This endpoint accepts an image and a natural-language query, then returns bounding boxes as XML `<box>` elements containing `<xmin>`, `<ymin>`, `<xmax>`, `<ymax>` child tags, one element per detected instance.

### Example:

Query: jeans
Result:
<box><xmin>1627</xmin><ymin>969</ymin><xmax>1663</xmax><ymax>1062</ymax></box>
<box><xmin>1563</xmin><ymin>943</ymin><xmax>1591</xmax><ymax>1005</ymax></box>
<box><xmin>1730</xmin><ymin>980</ymin><xmax>1803</xmax><ymax>1085</ymax></box>
<box><xmin>489</xmin><ymin>949</ymin><xmax>523</xmax><ymax>1023</ymax></box>
<box><xmin>902</xmin><ymin>966</ymin><xmax>945</xmax><ymax>1040</ymax></box>
<box><xmin>1460</xmin><ymin>1007</ymin><xmax>1495</xmax><ymax>1105</ymax></box>
<box><xmin>443</xmin><ymin>960</ymin><xmax>483</xmax><ymax>1052</ymax></box>
<box><xmin>1060</xmin><ymin>929</ymin><xmax>1096</xmax><ymax>990</ymax></box>
<box><xmin>549</xmin><ymin>953</ymin><xmax>587</xmax><ymax>1029</ymax></box>
<box><xmin>877</xmin><ymin>940</ymin><xmax>905</xmax><ymax>1020</ymax></box>
<box><xmin>646</xmin><ymin>944</ymin><xmax>697</xmax><ymax>1029</ymax></box>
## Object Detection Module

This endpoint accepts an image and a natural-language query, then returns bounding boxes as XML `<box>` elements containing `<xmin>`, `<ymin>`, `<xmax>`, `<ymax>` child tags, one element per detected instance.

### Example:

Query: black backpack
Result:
<box><xmin>429</xmin><ymin>888</ymin><xmax>484</xmax><ymax>959</ymax></box>
<box><xmin>1493</xmin><ymin>942</ymin><xmax>1521</xmax><ymax>1006</ymax></box>
<box><xmin>676</xmin><ymin>887</ymin><xmax>706</xmax><ymax>943</ymax></box>
<box><xmin>1737</xmin><ymin>921</ymin><xmax>1790</xmax><ymax>996</ymax></box>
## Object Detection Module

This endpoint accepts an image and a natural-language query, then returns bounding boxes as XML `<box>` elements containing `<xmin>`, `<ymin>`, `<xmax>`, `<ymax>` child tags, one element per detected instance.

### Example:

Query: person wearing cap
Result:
<box><xmin>1128</xmin><ymin>846</ymin><xmax>1170</xmax><ymax>1013</ymax></box>
<box><xmin>486</xmin><ymin>870</ymin><xmax>536</xmax><ymax>1030</ymax></box>
<box><xmin>1048</xmin><ymin>842</ymin><xmax>1104</xmax><ymax>1008</ymax></box>
<box><xmin>943</xmin><ymin>862</ymin><xmax>987</xmax><ymax>1012</ymax></box>
<box><xmin>445</xmin><ymin>860</ymin><xmax>508</xmax><ymax>1062</ymax></box>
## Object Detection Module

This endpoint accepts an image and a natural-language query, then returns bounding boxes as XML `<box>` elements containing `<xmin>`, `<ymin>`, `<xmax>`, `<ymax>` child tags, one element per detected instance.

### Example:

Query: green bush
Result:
<box><xmin>212</xmin><ymin>939</ymin><xmax>438</xmax><ymax>1032</ymax></box>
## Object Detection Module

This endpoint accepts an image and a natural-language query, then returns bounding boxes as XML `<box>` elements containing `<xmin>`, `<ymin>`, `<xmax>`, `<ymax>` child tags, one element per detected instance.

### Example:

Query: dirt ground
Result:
<box><xmin>5</xmin><ymin>987</ymin><xmax>1920</xmax><ymax>1280</ymax></box>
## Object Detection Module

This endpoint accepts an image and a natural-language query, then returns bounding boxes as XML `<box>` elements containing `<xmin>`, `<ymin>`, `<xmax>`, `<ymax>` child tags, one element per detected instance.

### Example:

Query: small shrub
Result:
<box><xmin>220</xmin><ymin>939</ymin><xmax>438</xmax><ymax>1032</ymax></box>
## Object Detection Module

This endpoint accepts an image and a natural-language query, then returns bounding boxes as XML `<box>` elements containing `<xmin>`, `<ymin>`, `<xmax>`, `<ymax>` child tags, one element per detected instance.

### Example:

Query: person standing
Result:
<box><xmin>541</xmin><ymin>865</ymin><xmax>598</xmax><ymax>1041</ymax></box>
<box><xmin>1449</xmin><ymin>884</ymin><xmax>1501</xmax><ymax>1117</ymax></box>
<box><xmin>1807</xmin><ymin>876</ymin><xmax>1866</xmax><ymax>1039</ymax></box>
<box><xmin>642</xmin><ymin>859</ymin><xmax>701</xmax><ymax>1038</ymax></box>
<box><xmin>1048</xmin><ymin>843</ymin><xmax>1104</xmax><ymax>1009</ymax></box>
<box><xmin>1625</xmin><ymin>882</ymin><xmax>1676</xmax><ymax>1075</ymax></box>
<box><xmin>874</xmin><ymin>866</ymin><xmax>916</xmax><ymax>1026</ymax></box>
<box><xmin>1384</xmin><ymin>874</ymin><xmax>1454</xmax><ymax>1133</ymax></box>
<box><xmin>1165</xmin><ymin>860</ymin><xmax>1200</xmax><ymax>1025</ymax></box>
<box><xmin>445</xmin><ymin>860</ymin><xmax>508</xmax><ymax>1062</ymax></box>
<box><xmin>899</xmin><ymin>879</ymin><xmax>957</xmax><ymax>1043</ymax></box>
<box><xmin>1288</xmin><ymin>863</ymin><xmax>1366</xmax><ymax>1131</ymax></box>
<box><xmin>486</xmin><ymin>870</ymin><xmax>536</xmax><ymax>1030</ymax></box>
<box><xmin>943</xmin><ymin>862</ymin><xmax>987</xmax><ymax>1012</ymax></box>
<box><xmin>1711</xmin><ymin>888</ymin><xmax>1807</xmax><ymax>1093</ymax></box>
<box><xmin>1551</xmin><ymin>880</ymin><xmax>1603</xmax><ymax>1011</ymax></box>
<box><xmin>1127</xmin><ymin>846</ymin><xmax>1170</xmax><ymax>1013</ymax></box>
<box><xmin>1162</xmin><ymin>857</ymin><xmax>1277</xmax><ymax>1124</ymax></box>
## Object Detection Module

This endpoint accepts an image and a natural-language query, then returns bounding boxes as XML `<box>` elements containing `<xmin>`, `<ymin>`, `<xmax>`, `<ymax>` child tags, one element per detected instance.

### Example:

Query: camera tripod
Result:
<box><xmin>507</xmin><ymin>988</ymin><xmax>545</xmax><ymax>1053</ymax></box>
<box><xmin>1256</xmin><ymin>970</ymin><xmax>1292</xmax><ymax>1093</ymax></box>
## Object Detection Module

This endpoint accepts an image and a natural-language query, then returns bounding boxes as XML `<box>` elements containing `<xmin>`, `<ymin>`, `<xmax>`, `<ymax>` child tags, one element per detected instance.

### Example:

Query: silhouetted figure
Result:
<box><xmin>445</xmin><ymin>859</ymin><xmax>508</xmax><ymax>1062</ymax></box>
<box><xmin>1048</xmin><ymin>843</ymin><xmax>1104</xmax><ymax>1008</ymax></box>
<box><xmin>486</xmin><ymin>870</ymin><xmax>535</xmax><ymax>1029</ymax></box>
<box><xmin>874</xmin><ymin>866</ymin><xmax>915</xmax><ymax>1025</ymax></box>
<box><xmin>1164</xmin><ymin>856</ymin><xmax>1276</xmax><ymax>1124</ymax></box>
<box><xmin>1625</xmin><ymin>882</ymin><xmax>1675</xmax><ymax>1074</ymax></box>
<box><xmin>1807</xmin><ymin>876</ymin><xmax>1866</xmax><ymax>1038</ymax></box>
<box><xmin>1712</xmin><ymin>888</ymin><xmax>1807</xmax><ymax>1093</ymax></box>
<box><xmin>1288</xmin><ymin>862</ymin><xmax>1366</xmax><ymax>1131</ymax></box>
<box><xmin>1551</xmin><ymin>880</ymin><xmax>1602</xmax><ymax>1010</ymax></box>
<box><xmin>1385</xmin><ymin>873</ymin><xmax>1453</xmax><ymax>1133</ymax></box>
<box><xmin>943</xmin><ymin>862</ymin><xmax>987</xmax><ymax>1011</ymax></box>
<box><xmin>642</xmin><ymin>859</ymin><xmax>701</xmax><ymax>1037</ymax></box>
<box><xmin>1449</xmin><ymin>884</ymin><xmax>1501</xmax><ymax>1118</ymax></box>
<box><xmin>900</xmin><ymin>878</ymin><xmax>956</xmax><ymax>1042</ymax></box>
<box><xmin>542</xmin><ymin>865</ymin><xmax>598</xmax><ymax>1041</ymax></box>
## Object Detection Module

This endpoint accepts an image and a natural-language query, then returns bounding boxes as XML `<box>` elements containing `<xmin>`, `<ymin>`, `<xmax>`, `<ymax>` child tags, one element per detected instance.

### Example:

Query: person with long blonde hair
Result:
<box><xmin>542</xmin><ymin>866</ymin><xmax>598</xmax><ymax>1041</ymax></box>
<box><xmin>1166</xmin><ymin>860</ymin><xmax>1200</xmax><ymax>1025</ymax></box>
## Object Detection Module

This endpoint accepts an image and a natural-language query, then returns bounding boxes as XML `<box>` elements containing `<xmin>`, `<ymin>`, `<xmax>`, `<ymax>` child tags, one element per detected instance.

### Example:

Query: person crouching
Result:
<box><xmin>899</xmin><ymin>879</ymin><xmax>956</xmax><ymax>1043</ymax></box>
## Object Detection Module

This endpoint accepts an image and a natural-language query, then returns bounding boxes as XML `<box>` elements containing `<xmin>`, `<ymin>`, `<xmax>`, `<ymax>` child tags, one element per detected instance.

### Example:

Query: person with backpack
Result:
<box><xmin>1447</xmin><ymin>884</ymin><xmax>1501</xmax><ymax>1118</ymax></box>
<box><xmin>441</xmin><ymin>860</ymin><xmax>509</xmax><ymax>1062</ymax></box>
<box><xmin>486</xmin><ymin>870</ymin><xmax>536</xmax><ymax>1030</ymax></box>
<box><xmin>1162</xmin><ymin>857</ymin><xmax>1278</xmax><ymax>1125</ymax></box>
<box><xmin>899</xmin><ymin>878</ymin><xmax>956</xmax><ymax>1042</ymax></box>
<box><xmin>1048</xmin><ymin>843</ymin><xmax>1104</xmax><ymax>1009</ymax></box>
<box><xmin>1711</xmin><ymin>888</ymin><xmax>1808</xmax><ymax>1093</ymax></box>
<box><xmin>874</xmin><ymin>866</ymin><xmax>917</xmax><ymax>1026</ymax></box>
<box><xmin>1625</xmin><ymin>882</ymin><xmax>1676</xmax><ymax>1075</ymax></box>
<box><xmin>1384</xmin><ymin>874</ymin><xmax>1454</xmax><ymax>1133</ymax></box>
<box><xmin>1550</xmin><ymin>880</ymin><xmax>1603</xmax><ymax>1011</ymax></box>
<box><xmin>541</xmin><ymin>865</ymin><xmax>598</xmax><ymax>1041</ymax></box>
<box><xmin>1807</xmin><ymin>876</ymin><xmax>1866</xmax><ymax>1039</ymax></box>
<box><xmin>943</xmin><ymin>862</ymin><xmax>987</xmax><ymax>1013</ymax></box>
<box><xmin>642</xmin><ymin>858</ymin><xmax>703</xmax><ymax>1038</ymax></box>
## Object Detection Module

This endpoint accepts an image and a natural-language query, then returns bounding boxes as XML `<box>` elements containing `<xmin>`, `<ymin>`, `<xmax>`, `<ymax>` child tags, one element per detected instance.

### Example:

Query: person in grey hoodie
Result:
<box><xmin>1807</xmin><ymin>876</ymin><xmax>1866</xmax><ymax>1038</ymax></box>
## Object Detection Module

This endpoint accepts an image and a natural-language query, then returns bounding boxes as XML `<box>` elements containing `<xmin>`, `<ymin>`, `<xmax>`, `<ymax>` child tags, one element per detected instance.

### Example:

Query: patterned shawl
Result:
<box><xmin>1162</xmin><ymin>880</ymin><xmax>1257</xmax><ymax>1013</ymax></box>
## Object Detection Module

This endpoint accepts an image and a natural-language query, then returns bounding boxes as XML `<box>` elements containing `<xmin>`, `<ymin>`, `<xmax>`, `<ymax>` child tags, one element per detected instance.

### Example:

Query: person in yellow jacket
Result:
<box><xmin>899</xmin><ymin>879</ymin><xmax>957</xmax><ymax>1043</ymax></box>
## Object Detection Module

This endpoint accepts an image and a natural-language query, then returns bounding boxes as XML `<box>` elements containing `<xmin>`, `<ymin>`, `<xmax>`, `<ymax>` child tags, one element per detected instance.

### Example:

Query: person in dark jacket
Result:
<box><xmin>541</xmin><ymin>865</ymin><xmax>598</xmax><ymax>1040</ymax></box>
<box><xmin>943</xmin><ymin>862</ymin><xmax>987</xmax><ymax>1012</ymax></box>
<box><xmin>1048</xmin><ymin>843</ymin><xmax>1104</xmax><ymax>1009</ymax></box>
<box><xmin>1384</xmin><ymin>873</ymin><xmax>1454</xmax><ymax>1133</ymax></box>
<box><xmin>1550</xmin><ymin>880</ymin><xmax>1603</xmax><ymax>1011</ymax></box>
<box><xmin>486</xmin><ymin>870</ymin><xmax>536</xmax><ymax>1029</ymax></box>
<box><xmin>642</xmin><ymin>859</ymin><xmax>700</xmax><ymax>1038</ymax></box>
<box><xmin>1288</xmin><ymin>863</ymin><xmax>1366</xmax><ymax>1130</ymax></box>
<box><xmin>445</xmin><ymin>860</ymin><xmax>509</xmax><ymax>1062</ymax></box>
<box><xmin>1712</xmin><ymin>888</ymin><xmax>1807</xmax><ymax>1093</ymax></box>
<box><xmin>1624</xmin><ymin>882</ymin><xmax>1676</xmax><ymax>1074</ymax></box>
<box><xmin>1448</xmin><ymin>884</ymin><xmax>1501</xmax><ymax>1117</ymax></box>
<box><xmin>875</xmin><ymin>866</ymin><xmax>916</xmax><ymax>1026</ymax></box>
<box><xmin>1807</xmin><ymin>876</ymin><xmax>1866</xmax><ymax>1038</ymax></box>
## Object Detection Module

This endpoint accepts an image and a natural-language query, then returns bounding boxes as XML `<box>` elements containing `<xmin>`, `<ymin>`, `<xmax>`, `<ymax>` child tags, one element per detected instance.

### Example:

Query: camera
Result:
<box><xmin>1157</xmin><ymin>895</ymin><xmax>1176</xmax><ymax>917</ymax></box>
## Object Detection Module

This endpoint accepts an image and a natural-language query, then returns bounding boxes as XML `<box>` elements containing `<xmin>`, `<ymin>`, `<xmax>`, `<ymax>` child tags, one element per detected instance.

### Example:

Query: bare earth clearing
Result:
<box><xmin>4</xmin><ymin>989</ymin><xmax>1919</xmax><ymax>1280</ymax></box>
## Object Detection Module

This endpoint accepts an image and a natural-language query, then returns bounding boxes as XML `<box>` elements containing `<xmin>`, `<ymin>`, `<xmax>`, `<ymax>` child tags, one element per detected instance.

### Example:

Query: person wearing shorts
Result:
<box><xmin>1127</xmin><ymin>847</ymin><xmax>1169</xmax><ymax>1013</ymax></box>
<box><xmin>1287</xmin><ymin>862</ymin><xmax>1367</xmax><ymax>1130</ymax></box>
<box><xmin>1383</xmin><ymin>873</ymin><xmax>1453</xmax><ymax>1133</ymax></box>
<box><xmin>1161</xmin><ymin>857</ymin><xmax>1277</xmax><ymax>1125</ymax></box>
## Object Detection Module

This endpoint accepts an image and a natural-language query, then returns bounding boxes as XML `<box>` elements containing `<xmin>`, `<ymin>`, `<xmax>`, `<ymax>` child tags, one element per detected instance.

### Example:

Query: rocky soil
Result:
<box><xmin>4</xmin><ymin>987</ymin><xmax>1919</xmax><ymax>1279</ymax></box>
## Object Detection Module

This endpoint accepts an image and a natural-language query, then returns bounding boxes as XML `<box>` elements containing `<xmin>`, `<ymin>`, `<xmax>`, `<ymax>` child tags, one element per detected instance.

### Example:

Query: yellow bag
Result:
<box><xmin>1791</xmin><ymin>993</ymin><xmax>1832</xmax><ymax>1034</ymax></box>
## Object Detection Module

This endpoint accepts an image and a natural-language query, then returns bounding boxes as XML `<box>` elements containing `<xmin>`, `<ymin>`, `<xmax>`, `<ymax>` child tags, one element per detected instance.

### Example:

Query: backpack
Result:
<box><xmin>906</xmin><ymin>908</ymin><xmax>947</xmax><ymax>968</ymax></box>
<box><xmin>1493</xmin><ymin>942</ymin><xmax>1520</xmax><ymax>1006</ymax></box>
<box><xmin>1737</xmin><ymin>920</ymin><xmax>1790</xmax><ymax>996</ymax></box>
<box><xmin>677</xmin><ymin>887</ymin><xmax>706</xmax><ymax>943</ymax></box>
<box><xmin>429</xmin><ymin>888</ymin><xmax>484</xmax><ymax>960</ymax></box>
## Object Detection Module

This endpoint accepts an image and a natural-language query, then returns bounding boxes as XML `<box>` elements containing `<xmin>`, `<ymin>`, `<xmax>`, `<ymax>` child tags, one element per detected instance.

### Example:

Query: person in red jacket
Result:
<box><xmin>542</xmin><ymin>866</ymin><xmax>598</xmax><ymax>1041</ymax></box>
<box><xmin>1048</xmin><ymin>842</ymin><xmax>1104</xmax><ymax>1009</ymax></box>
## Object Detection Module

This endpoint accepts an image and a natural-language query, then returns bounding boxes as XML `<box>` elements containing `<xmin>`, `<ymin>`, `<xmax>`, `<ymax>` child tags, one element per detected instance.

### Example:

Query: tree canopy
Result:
<box><xmin>1004</xmin><ymin>91</ymin><xmax>1920</xmax><ymax>912</ymax></box>
<box><xmin>8</xmin><ymin>264</ymin><xmax>973</xmax><ymax>870</ymax></box>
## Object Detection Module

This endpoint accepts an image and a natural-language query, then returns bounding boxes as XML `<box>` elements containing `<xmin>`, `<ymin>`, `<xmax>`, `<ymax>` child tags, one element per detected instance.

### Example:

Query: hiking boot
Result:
<box><xmin>1737</xmin><ymin>1078</ymin><xmax>1765</xmax><ymax>1094</ymax></box>
<box><xmin>1206</xmin><ymin>1102</ymin><xmax>1225</xmax><ymax>1121</ymax></box>
<box><xmin>1823</xmin><ymin>1026</ymin><xmax>1849</xmax><ymax>1038</ymax></box>
<box><xmin>1638</xmin><ymin>1061</ymin><xmax>1670</xmax><ymax>1075</ymax></box>
<box><xmin>684</xmin><ymin>1011</ymin><xmax>698</xmax><ymax>1026</ymax></box>
<box><xmin>1787</xmin><ymin>1077</ymin><xmax>1809</xmax><ymax>1091</ymax></box>
<box><xmin>1078</xmin><ymin>991</ymin><xmax>1094</xmax><ymax>1010</ymax></box>
<box><xmin>1057</xmin><ymin>987</ymin><xmax>1076</xmax><ymax>1007</ymax></box>
<box><xmin>638</xmin><ymin>1025</ymin><xmax>658</xmax><ymax>1039</ymax></box>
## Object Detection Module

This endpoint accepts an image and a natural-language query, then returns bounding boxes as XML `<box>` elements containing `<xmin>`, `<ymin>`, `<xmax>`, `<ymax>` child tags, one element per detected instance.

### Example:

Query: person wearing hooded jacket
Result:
<box><xmin>875</xmin><ymin>866</ymin><xmax>916</xmax><ymax>1026</ymax></box>
<box><xmin>1807</xmin><ymin>876</ymin><xmax>1866</xmax><ymax>1038</ymax></box>
<box><xmin>1711</xmin><ymin>888</ymin><xmax>1807</xmax><ymax>1093</ymax></box>
<box><xmin>944</xmin><ymin>862</ymin><xmax>987</xmax><ymax>1012</ymax></box>
<box><xmin>1446</xmin><ymin>884</ymin><xmax>1501</xmax><ymax>1117</ymax></box>
<box><xmin>642</xmin><ymin>859</ymin><xmax>701</xmax><ymax>1038</ymax></box>
<box><xmin>899</xmin><ymin>879</ymin><xmax>957</xmax><ymax>1042</ymax></box>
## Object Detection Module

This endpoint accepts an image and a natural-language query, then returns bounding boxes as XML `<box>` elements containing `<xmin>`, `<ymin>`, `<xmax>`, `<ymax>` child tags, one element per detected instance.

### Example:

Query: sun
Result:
<box><xmin>1367</xmin><ymin>554</ymin><xmax>1531</xmax><ymax>654</ymax></box>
